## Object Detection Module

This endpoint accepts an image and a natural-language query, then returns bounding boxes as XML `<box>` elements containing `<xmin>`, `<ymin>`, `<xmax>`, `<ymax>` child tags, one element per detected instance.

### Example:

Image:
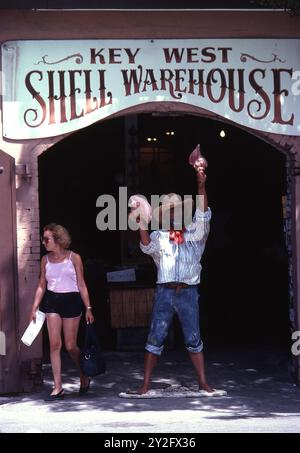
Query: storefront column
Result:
<box><xmin>17</xmin><ymin>139</ymin><xmax>67</xmax><ymax>390</ymax></box>
<box><xmin>14</xmin><ymin>141</ymin><xmax>45</xmax><ymax>390</ymax></box>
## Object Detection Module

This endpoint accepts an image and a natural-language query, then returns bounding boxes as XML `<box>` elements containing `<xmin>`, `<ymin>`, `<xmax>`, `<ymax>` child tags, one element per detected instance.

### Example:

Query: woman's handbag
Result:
<box><xmin>80</xmin><ymin>324</ymin><xmax>106</xmax><ymax>377</ymax></box>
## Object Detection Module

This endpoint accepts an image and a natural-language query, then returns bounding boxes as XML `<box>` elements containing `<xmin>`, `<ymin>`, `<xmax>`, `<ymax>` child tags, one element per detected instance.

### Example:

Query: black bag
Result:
<box><xmin>80</xmin><ymin>324</ymin><xmax>106</xmax><ymax>377</ymax></box>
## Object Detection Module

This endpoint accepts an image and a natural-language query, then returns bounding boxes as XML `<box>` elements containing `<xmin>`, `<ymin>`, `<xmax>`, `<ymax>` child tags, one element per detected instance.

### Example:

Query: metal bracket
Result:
<box><xmin>15</xmin><ymin>164</ymin><xmax>32</xmax><ymax>178</ymax></box>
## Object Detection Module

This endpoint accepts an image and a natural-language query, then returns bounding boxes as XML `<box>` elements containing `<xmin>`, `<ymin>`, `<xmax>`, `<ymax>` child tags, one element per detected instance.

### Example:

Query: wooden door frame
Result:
<box><xmin>0</xmin><ymin>149</ymin><xmax>20</xmax><ymax>394</ymax></box>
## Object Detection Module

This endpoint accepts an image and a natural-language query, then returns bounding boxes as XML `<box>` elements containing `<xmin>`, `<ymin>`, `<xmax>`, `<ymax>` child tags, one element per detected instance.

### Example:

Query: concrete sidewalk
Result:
<box><xmin>1</xmin><ymin>347</ymin><xmax>300</xmax><ymax>433</ymax></box>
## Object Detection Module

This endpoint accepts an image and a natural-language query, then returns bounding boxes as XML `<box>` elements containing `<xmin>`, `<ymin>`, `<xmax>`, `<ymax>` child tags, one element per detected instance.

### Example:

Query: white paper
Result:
<box><xmin>21</xmin><ymin>310</ymin><xmax>46</xmax><ymax>346</ymax></box>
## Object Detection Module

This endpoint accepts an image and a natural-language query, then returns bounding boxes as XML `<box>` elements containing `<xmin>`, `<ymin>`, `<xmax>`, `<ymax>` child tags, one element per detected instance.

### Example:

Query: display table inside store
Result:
<box><xmin>108</xmin><ymin>285</ymin><xmax>155</xmax><ymax>329</ymax></box>
<box><xmin>108</xmin><ymin>284</ymin><xmax>175</xmax><ymax>351</ymax></box>
<box><xmin>107</xmin><ymin>284</ymin><xmax>154</xmax><ymax>350</ymax></box>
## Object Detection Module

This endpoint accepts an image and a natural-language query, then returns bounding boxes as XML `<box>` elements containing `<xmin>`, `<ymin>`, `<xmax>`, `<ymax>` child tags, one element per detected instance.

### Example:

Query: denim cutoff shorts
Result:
<box><xmin>145</xmin><ymin>284</ymin><xmax>203</xmax><ymax>356</ymax></box>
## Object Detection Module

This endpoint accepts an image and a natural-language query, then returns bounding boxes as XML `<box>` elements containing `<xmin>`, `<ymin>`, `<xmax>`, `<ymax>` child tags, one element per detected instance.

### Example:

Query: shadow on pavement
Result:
<box><xmin>2</xmin><ymin>347</ymin><xmax>300</xmax><ymax>424</ymax></box>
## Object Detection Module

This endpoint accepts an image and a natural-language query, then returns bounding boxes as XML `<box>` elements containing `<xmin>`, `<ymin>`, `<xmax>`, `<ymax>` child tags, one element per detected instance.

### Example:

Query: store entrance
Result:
<box><xmin>38</xmin><ymin>113</ymin><xmax>290</xmax><ymax>355</ymax></box>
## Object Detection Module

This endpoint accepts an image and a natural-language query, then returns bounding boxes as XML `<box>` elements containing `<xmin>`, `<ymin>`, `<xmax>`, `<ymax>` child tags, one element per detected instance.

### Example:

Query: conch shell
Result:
<box><xmin>128</xmin><ymin>194</ymin><xmax>152</xmax><ymax>223</ymax></box>
<box><xmin>188</xmin><ymin>144</ymin><xmax>208</xmax><ymax>171</ymax></box>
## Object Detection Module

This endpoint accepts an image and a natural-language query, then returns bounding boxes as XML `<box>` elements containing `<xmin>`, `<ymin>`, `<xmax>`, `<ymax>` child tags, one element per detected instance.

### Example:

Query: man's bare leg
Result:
<box><xmin>188</xmin><ymin>351</ymin><xmax>214</xmax><ymax>392</ymax></box>
<box><xmin>132</xmin><ymin>352</ymin><xmax>159</xmax><ymax>395</ymax></box>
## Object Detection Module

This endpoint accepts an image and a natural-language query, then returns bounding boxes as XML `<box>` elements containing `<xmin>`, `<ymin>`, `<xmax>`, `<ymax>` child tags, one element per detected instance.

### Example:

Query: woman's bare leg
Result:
<box><xmin>63</xmin><ymin>317</ymin><xmax>89</xmax><ymax>388</ymax></box>
<box><xmin>47</xmin><ymin>314</ymin><xmax>63</xmax><ymax>395</ymax></box>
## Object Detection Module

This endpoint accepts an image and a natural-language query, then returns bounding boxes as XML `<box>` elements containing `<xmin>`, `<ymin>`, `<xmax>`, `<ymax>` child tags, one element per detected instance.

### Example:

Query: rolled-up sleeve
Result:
<box><xmin>185</xmin><ymin>207</ymin><xmax>212</xmax><ymax>243</ymax></box>
<box><xmin>140</xmin><ymin>231</ymin><xmax>161</xmax><ymax>256</ymax></box>
<box><xmin>194</xmin><ymin>207</ymin><xmax>212</xmax><ymax>222</ymax></box>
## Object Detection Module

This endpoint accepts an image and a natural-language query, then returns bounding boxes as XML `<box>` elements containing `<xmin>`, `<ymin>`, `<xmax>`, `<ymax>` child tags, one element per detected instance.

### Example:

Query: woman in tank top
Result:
<box><xmin>30</xmin><ymin>223</ymin><xmax>94</xmax><ymax>401</ymax></box>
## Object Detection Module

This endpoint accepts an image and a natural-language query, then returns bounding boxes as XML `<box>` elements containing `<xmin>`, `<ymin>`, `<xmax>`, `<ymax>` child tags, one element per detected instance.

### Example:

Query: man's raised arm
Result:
<box><xmin>129</xmin><ymin>202</ymin><xmax>151</xmax><ymax>246</ymax></box>
<box><xmin>195</xmin><ymin>164</ymin><xmax>208</xmax><ymax>213</ymax></box>
<box><xmin>139</xmin><ymin>219</ymin><xmax>151</xmax><ymax>246</ymax></box>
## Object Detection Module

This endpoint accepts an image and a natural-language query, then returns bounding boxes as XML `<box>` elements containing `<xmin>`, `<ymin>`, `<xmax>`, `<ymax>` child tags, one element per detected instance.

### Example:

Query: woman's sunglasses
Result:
<box><xmin>41</xmin><ymin>236</ymin><xmax>52</xmax><ymax>244</ymax></box>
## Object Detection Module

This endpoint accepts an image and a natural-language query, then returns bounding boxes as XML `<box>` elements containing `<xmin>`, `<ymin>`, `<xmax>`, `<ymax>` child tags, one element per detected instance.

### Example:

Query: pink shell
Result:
<box><xmin>128</xmin><ymin>194</ymin><xmax>152</xmax><ymax>222</ymax></box>
<box><xmin>188</xmin><ymin>144</ymin><xmax>208</xmax><ymax>169</ymax></box>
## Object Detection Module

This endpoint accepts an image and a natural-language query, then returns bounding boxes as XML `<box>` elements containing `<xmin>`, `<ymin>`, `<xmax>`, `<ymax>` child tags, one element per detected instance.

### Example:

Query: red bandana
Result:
<box><xmin>169</xmin><ymin>228</ymin><xmax>186</xmax><ymax>244</ymax></box>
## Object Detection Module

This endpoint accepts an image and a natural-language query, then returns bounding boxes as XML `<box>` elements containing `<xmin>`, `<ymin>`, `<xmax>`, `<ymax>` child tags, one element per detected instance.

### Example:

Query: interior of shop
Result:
<box><xmin>38</xmin><ymin>113</ymin><xmax>291</xmax><ymax>355</ymax></box>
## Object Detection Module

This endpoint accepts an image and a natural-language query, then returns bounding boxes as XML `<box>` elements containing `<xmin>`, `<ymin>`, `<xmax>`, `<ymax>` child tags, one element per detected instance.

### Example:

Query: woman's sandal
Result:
<box><xmin>44</xmin><ymin>388</ymin><xmax>64</xmax><ymax>401</ymax></box>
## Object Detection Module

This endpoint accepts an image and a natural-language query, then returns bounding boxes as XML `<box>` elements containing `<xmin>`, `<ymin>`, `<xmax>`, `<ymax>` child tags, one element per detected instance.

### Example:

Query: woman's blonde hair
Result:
<box><xmin>43</xmin><ymin>223</ymin><xmax>71</xmax><ymax>249</ymax></box>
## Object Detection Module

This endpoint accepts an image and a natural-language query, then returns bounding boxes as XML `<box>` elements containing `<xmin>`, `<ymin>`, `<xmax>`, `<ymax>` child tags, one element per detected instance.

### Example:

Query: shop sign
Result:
<box><xmin>2</xmin><ymin>39</ymin><xmax>300</xmax><ymax>138</ymax></box>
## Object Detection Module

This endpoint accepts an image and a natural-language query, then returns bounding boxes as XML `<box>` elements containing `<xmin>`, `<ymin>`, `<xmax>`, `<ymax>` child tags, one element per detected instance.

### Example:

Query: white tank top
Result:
<box><xmin>45</xmin><ymin>252</ymin><xmax>79</xmax><ymax>293</ymax></box>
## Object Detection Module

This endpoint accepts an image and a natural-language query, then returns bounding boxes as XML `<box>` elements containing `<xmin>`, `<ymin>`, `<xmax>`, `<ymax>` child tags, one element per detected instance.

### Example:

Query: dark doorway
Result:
<box><xmin>38</xmin><ymin>114</ymin><xmax>290</xmax><ymax>353</ymax></box>
<box><xmin>38</xmin><ymin>117</ymin><xmax>125</xmax><ymax>351</ymax></box>
<box><xmin>137</xmin><ymin>114</ymin><xmax>290</xmax><ymax>351</ymax></box>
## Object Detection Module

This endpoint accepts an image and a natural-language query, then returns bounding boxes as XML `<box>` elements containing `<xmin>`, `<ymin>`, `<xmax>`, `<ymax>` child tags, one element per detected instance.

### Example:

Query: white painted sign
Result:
<box><xmin>2</xmin><ymin>39</ymin><xmax>300</xmax><ymax>139</ymax></box>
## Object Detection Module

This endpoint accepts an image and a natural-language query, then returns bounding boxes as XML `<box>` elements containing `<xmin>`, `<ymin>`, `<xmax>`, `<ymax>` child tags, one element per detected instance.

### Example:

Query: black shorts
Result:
<box><xmin>42</xmin><ymin>290</ymin><xmax>84</xmax><ymax>318</ymax></box>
